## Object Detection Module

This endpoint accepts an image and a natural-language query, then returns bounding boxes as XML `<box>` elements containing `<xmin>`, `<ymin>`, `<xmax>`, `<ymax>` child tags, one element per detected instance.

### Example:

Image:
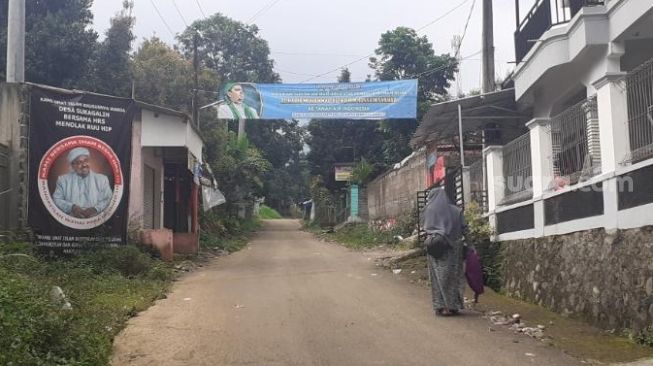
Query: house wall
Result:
<box><xmin>501</xmin><ymin>226</ymin><xmax>653</xmax><ymax>333</ymax></box>
<box><xmin>0</xmin><ymin>83</ymin><xmax>28</xmax><ymax>231</ymax></box>
<box><xmin>141</xmin><ymin>109</ymin><xmax>202</xmax><ymax>162</ymax></box>
<box><xmin>367</xmin><ymin>151</ymin><xmax>427</xmax><ymax>220</ymax></box>
<box><xmin>128</xmin><ymin>118</ymin><xmax>164</xmax><ymax>233</ymax></box>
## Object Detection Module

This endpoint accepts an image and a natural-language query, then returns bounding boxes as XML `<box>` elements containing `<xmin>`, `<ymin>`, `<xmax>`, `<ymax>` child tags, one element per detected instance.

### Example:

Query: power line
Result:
<box><xmin>410</xmin><ymin>50</ymin><xmax>482</xmax><ymax>79</ymax></box>
<box><xmin>148</xmin><ymin>0</ymin><xmax>176</xmax><ymax>37</ymax></box>
<box><xmin>455</xmin><ymin>0</ymin><xmax>477</xmax><ymax>58</ymax></box>
<box><xmin>272</xmin><ymin>51</ymin><xmax>368</xmax><ymax>58</ymax></box>
<box><xmin>276</xmin><ymin>68</ymin><xmax>322</xmax><ymax>77</ymax></box>
<box><xmin>171</xmin><ymin>0</ymin><xmax>189</xmax><ymax>27</ymax></box>
<box><xmin>195</xmin><ymin>0</ymin><xmax>208</xmax><ymax>18</ymax></box>
<box><xmin>299</xmin><ymin>0</ymin><xmax>472</xmax><ymax>83</ymax></box>
<box><xmin>247</xmin><ymin>0</ymin><xmax>283</xmax><ymax>24</ymax></box>
<box><xmin>415</xmin><ymin>0</ymin><xmax>471</xmax><ymax>32</ymax></box>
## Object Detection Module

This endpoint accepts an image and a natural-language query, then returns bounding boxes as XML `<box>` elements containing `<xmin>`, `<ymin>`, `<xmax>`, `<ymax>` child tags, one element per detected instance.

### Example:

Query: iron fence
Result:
<box><xmin>625</xmin><ymin>58</ymin><xmax>653</xmax><ymax>163</ymax></box>
<box><xmin>515</xmin><ymin>0</ymin><xmax>605</xmax><ymax>63</ymax></box>
<box><xmin>469</xmin><ymin>159</ymin><xmax>488</xmax><ymax>212</ymax></box>
<box><xmin>549</xmin><ymin>96</ymin><xmax>601</xmax><ymax>183</ymax></box>
<box><xmin>502</xmin><ymin>132</ymin><xmax>532</xmax><ymax>202</ymax></box>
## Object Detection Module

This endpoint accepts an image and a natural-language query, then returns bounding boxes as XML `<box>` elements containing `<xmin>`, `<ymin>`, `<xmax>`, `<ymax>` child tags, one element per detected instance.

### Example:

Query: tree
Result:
<box><xmin>85</xmin><ymin>0</ymin><xmax>135</xmax><ymax>96</ymax></box>
<box><xmin>245</xmin><ymin>120</ymin><xmax>308</xmax><ymax>214</ymax></box>
<box><xmin>337</xmin><ymin>68</ymin><xmax>351</xmax><ymax>83</ymax></box>
<box><xmin>131</xmin><ymin>37</ymin><xmax>218</xmax><ymax>112</ymax></box>
<box><xmin>0</xmin><ymin>0</ymin><xmax>98</xmax><ymax>87</ymax></box>
<box><xmin>369</xmin><ymin>27</ymin><xmax>458</xmax><ymax>163</ymax></box>
<box><xmin>178</xmin><ymin>13</ymin><xmax>280</xmax><ymax>84</ymax></box>
<box><xmin>369</xmin><ymin>26</ymin><xmax>457</xmax><ymax>111</ymax></box>
<box><xmin>306</xmin><ymin>119</ymin><xmax>386</xmax><ymax>192</ymax></box>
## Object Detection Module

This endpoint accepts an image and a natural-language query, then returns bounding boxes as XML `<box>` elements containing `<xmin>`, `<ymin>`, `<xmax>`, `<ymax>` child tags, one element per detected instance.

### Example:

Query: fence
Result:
<box><xmin>416</xmin><ymin>167</ymin><xmax>464</xmax><ymax>245</ymax></box>
<box><xmin>502</xmin><ymin>132</ymin><xmax>532</xmax><ymax>202</ymax></box>
<box><xmin>515</xmin><ymin>0</ymin><xmax>605</xmax><ymax>63</ymax></box>
<box><xmin>625</xmin><ymin>57</ymin><xmax>653</xmax><ymax>163</ymax></box>
<box><xmin>549</xmin><ymin>96</ymin><xmax>601</xmax><ymax>183</ymax></box>
<box><xmin>469</xmin><ymin>159</ymin><xmax>488</xmax><ymax>212</ymax></box>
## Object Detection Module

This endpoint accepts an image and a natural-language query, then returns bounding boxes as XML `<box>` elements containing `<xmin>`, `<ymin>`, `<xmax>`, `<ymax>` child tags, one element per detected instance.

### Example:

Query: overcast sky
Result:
<box><xmin>91</xmin><ymin>0</ymin><xmax>524</xmax><ymax>93</ymax></box>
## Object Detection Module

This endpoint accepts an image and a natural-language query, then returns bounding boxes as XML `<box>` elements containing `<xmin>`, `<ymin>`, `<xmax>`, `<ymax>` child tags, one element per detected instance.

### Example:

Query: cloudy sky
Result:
<box><xmin>91</xmin><ymin>0</ymin><xmax>526</xmax><ymax>93</ymax></box>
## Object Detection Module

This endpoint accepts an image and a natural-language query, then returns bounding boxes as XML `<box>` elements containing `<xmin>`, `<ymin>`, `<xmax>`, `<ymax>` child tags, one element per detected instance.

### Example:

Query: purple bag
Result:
<box><xmin>465</xmin><ymin>249</ymin><xmax>484</xmax><ymax>301</ymax></box>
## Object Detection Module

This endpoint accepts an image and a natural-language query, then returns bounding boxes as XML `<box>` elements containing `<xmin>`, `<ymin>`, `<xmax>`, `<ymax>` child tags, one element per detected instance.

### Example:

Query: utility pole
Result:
<box><xmin>481</xmin><ymin>0</ymin><xmax>496</xmax><ymax>93</ymax></box>
<box><xmin>6</xmin><ymin>0</ymin><xmax>25</xmax><ymax>83</ymax></box>
<box><xmin>192</xmin><ymin>32</ymin><xmax>200</xmax><ymax>128</ymax></box>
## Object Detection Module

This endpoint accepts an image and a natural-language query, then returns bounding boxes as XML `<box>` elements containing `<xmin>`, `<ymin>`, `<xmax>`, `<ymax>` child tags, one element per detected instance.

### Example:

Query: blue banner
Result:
<box><xmin>216</xmin><ymin>80</ymin><xmax>417</xmax><ymax>120</ymax></box>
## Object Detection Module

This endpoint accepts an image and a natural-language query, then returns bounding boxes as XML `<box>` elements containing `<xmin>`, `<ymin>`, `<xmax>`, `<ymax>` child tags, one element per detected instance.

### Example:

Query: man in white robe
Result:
<box><xmin>52</xmin><ymin>147</ymin><xmax>113</xmax><ymax>218</ymax></box>
<box><xmin>217</xmin><ymin>83</ymin><xmax>260</xmax><ymax>119</ymax></box>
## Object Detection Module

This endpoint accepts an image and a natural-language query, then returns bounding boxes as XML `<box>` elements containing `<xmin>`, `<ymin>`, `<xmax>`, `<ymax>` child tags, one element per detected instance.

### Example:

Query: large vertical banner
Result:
<box><xmin>28</xmin><ymin>87</ymin><xmax>135</xmax><ymax>252</ymax></box>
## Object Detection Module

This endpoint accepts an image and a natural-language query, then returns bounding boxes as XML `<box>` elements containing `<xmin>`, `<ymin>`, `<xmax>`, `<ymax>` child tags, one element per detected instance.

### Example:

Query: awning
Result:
<box><xmin>411</xmin><ymin>88</ymin><xmax>529</xmax><ymax>148</ymax></box>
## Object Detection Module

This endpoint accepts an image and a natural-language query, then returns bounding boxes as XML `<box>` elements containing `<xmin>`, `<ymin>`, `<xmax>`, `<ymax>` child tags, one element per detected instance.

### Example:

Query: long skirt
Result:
<box><xmin>427</xmin><ymin>241</ymin><xmax>464</xmax><ymax>312</ymax></box>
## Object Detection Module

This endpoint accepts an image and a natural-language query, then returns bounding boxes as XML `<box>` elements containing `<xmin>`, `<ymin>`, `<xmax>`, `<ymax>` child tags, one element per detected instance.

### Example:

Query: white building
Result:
<box><xmin>484</xmin><ymin>0</ymin><xmax>653</xmax><ymax>333</ymax></box>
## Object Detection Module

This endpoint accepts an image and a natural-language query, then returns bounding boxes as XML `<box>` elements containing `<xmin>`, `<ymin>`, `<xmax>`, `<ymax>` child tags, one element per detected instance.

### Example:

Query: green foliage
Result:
<box><xmin>337</xmin><ymin>68</ymin><xmax>352</xmax><ymax>83</ymax></box>
<box><xmin>83</xmin><ymin>1</ymin><xmax>135</xmax><ymax>96</ymax></box>
<box><xmin>327</xmin><ymin>224</ymin><xmax>396</xmax><ymax>250</ymax></box>
<box><xmin>132</xmin><ymin>37</ymin><xmax>219</xmax><ymax>112</ymax></box>
<box><xmin>464</xmin><ymin>201</ymin><xmax>502</xmax><ymax>292</ymax></box>
<box><xmin>258</xmin><ymin>205</ymin><xmax>282</xmax><ymax>219</ymax></box>
<box><xmin>635</xmin><ymin>327</ymin><xmax>653</xmax><ymax>347</ymax></box>
<box><xmin>246</xmin><ymin>120</ymin><xmax>309</xmax><ymax>214</ymax></box>
<box><xmin>200</xmin><ymin>212</ymin><xmax>261</xmax><ymax>253</ymax></box>
<box><xmin>0</xmin><ymin>244</ymin><xmax>173</xmax><ymax>366</ymax></box>
<box><xmin>0</xmin><ymin>0</ymin><xmax>98</xmax><ymax>87</ymax></box>
<box><xmin>306</xmin><ymin>120</ymin><xmax>386</xmax><ymax>192</ymax></box>
<box><xmin>178</xmin><ymin>13</ymin><xmax>280</xmax><ymax>83</ymax></box>
<box><xmin>351</xmin><ymin>158</ymin><xmax>374</xmax><ymax>185</ymax></box>
<box><xmin>368</xmin><ymin>26</ymin><xmax>458</xmax><ymax>162</ymax></box>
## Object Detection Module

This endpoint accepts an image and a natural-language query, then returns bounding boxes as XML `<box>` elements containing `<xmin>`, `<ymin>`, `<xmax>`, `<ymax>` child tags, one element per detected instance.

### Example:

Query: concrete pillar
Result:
<box><xmin>484</xmin><ymin>145</ymin><xmax>504</xmax><ymax>212</ymax></box>
<box><xmin>6</xmin><ymin>0</ymin><xmax>26</xmax><ymax>83</ymax></box>
<box><xmin>593</xmin><ymin>73</ymin><xmax>629</xmax><ymax>172</ymax></box>
<box><xmin>526</xmin><ymin>118</ymin><xmax>553</xmax><ymax>198</ymax></box>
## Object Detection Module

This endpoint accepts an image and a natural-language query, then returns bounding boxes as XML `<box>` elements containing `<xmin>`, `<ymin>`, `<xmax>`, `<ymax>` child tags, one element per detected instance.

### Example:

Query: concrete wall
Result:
<box><xmin>141</xmin><ymin>109</ymin><xmax>202</xmax><ymax>162</ymax></box>
<box><xmin>0</xmin><ymin>83</ymin><xmax>28</xmax><ymax>231</ymax></box>
<box><xmin>367</xmin><ymin>151</ymin><xmax>427</xmax><ymax>220</ymax></box>
<box><xmin>128</xmin><ymin>117</ymin><xmax>164</xmax><ymax>234</ymax></box>
<box><xmin>501</xmin><ymin>226</ymin><xmax>653</xmax><ymax>334</ymax></box>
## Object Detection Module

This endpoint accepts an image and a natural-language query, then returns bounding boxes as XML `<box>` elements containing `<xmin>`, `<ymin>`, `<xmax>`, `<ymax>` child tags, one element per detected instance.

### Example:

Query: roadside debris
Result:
<box><xmin>485</xmin><ymin>311</ymin><xmax>549</xmax><ymax>341</ymax></box>
<box><xmin>392</xmin><ymin>269</ymin><xmax>402</xmax><ymax>274</ymax></box>
<box><xmin>50</xmin><ymin>286</ymin><xmax>73</xmax><ymax>310</ymax></box>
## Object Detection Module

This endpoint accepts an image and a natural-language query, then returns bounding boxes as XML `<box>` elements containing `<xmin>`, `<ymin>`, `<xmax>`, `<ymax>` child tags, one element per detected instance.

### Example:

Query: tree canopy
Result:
<box><xmin>178</xmin><ymin>13</ymin><xmax>280</xmax><ymax>84</ymax></box>
<box><xmin>0</xmin><ymin>0</ymin><xmax>98</xmax><ymax>87</ymax></box>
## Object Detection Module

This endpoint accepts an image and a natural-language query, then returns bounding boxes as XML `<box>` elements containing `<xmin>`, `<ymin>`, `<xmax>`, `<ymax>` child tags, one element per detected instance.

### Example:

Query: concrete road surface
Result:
<box><xmin>112</xmin><ymin>219</ymin><xmax>582</xmax><ymax>366</ymax></box>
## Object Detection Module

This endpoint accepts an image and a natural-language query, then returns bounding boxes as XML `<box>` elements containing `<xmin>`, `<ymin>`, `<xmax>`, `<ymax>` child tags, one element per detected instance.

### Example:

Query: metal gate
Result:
<box><xmin>0</xmin><ymin>144</ymin><xmax>9</xmax><ymax>230</ymax></box>
<box><xmin>416</xmin><ymin>166</ymin><xmax>464</xmax><ymax>245</ymax></box>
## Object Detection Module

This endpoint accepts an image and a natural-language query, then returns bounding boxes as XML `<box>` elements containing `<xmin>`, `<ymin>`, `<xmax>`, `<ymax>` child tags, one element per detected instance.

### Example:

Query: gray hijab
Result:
<box><xmin>420</xmin><ymin>187</ymin><xmax>464</xmax><ymax>241</ymax></box>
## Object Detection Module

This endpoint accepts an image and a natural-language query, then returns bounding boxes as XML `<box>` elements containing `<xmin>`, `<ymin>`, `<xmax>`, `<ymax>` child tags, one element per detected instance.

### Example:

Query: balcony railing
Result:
<box><xmin>549</xmin><ymin>96</ymin><xmax>601</xmax><ymax>185</ymax></box>
<box><xmin>502</xmin><ymin>132</ymin><xmax>533</xmax><ymax>203</ymax></box>
<box><xmin>624</xmin><ymin>58</ymin><xmax>653</xmax><ymax>164</ymax></box>
<box><xmin>514</xmin><ymin>0</ymin><xmax>605</xmax><ymax>63</ymax></box>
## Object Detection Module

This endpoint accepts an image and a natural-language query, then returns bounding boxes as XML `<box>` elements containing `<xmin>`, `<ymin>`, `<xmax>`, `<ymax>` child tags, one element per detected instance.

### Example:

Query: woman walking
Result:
<box><xmin>420</xmin><ymin>187</ymin><xmax>467</xmax><ymax>316</ymax></box>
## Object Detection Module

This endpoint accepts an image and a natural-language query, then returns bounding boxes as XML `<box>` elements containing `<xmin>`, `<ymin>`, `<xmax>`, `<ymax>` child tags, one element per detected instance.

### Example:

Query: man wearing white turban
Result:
<box><xmin>52</xmin><ymin>147</ymin><xmax>113</xmax><ymax>218</ymax></box>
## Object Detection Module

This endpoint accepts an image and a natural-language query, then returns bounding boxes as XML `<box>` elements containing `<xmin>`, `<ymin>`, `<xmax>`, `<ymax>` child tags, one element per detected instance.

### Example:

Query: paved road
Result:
<box><xmin>112</xmin><ymin>219</ymin><xmax>581</xmax><ymax>366</ymax></box>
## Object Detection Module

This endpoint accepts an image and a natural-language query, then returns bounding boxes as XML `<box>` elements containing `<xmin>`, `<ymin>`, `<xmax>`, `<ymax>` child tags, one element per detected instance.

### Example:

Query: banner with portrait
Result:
<box><xmin>27</xmin><ymin>86</ymin><xmax>136</xmax><ymax>252</ymax></box>
<box><xmin>216</xmin><ymin>80</ymin><xmax>418</xmax><ymax>120</ymax></box>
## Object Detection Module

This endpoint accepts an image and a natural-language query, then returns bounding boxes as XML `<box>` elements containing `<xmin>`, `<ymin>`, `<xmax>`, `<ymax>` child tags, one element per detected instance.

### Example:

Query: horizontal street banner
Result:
<box><xmin>216</xmin><ymin>80</ymin><xmax>418</xmax><ymax>120</ymax></box>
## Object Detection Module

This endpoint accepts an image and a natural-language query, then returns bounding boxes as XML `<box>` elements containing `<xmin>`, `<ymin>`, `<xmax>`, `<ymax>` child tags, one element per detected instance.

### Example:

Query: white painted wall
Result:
<box><xmin>141</xmin><ymin>109</ymin><xmax>203</xmax><ymax>163</ymax></box>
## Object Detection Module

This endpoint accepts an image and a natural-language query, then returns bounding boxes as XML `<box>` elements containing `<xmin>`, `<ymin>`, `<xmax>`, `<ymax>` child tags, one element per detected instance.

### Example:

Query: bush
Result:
<box><xmin>0</xmin><ymin>242</ymin><xmax>174</xmax><ymax>366</ymax></box>
<box><xmin>464</xmin><ymin>201</ymin><xmax>502</xmax><ymax>292</ymax></box>
<box><xmin>258</xmin><ymin>205</ymin><xmax>282</xmax><ymax>219</ymax></box>
<box><xmin>328</xmin><ymin>224</ymin><xmax>396</xmax><ymax>250</ymax></box>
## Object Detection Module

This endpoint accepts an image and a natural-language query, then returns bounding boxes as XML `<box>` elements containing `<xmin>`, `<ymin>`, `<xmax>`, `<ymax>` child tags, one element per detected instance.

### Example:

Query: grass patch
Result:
<box><xmin>200</xmin><ymin>217</ymin><xmax>261</xmax><ymax>253</ymax></box>
<box><xmin>324</xmin><ymin>224</ymin><xmax>396</xmax><ymax>250</ymax></box>
<box><xmin>258</xmin><ymin>205</ymin><xmax>282</xmax><ymax>219</ymax></box>
<box><xmin>0</xmin><ymin>244</ymin><xmax>174</xmax><ymax>366</ymax></box>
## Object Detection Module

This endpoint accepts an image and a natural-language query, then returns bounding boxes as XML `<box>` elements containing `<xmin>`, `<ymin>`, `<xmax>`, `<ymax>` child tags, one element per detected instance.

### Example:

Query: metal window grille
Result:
<box><xmin>625</xmin><ymin>58</ymin><xmax>653</xmax><ymax>163</ymax></box>
<box><xmin>502</xmin><ymin>133</ymin><xmax>533</xmax><ymax>202</ymax></box>
<box><xmin>549</xmin><ymin>96</ymin><xmax>601</xmax><ymax>183</ymax></box>
<box><xmin>515</xmin><ymin>0</ymin><xmax>605</xmax><ymax>63</ymax></box>
<box><xmin>469</xmin><ymin>159</ymin><xmax>488</xmax><ymax>212</ymax></box>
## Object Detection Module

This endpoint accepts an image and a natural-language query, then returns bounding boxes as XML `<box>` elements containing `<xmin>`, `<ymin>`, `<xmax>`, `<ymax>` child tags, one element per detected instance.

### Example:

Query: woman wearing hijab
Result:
<box><xmin>217</xmin><ymin>82</ymin><xmax>260</xmax><ymax>119</ymax></box>
<box><xmin>420</xmin><ymin>187</ymin><xmax>467</xmax><ymax>316</ymax></box>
